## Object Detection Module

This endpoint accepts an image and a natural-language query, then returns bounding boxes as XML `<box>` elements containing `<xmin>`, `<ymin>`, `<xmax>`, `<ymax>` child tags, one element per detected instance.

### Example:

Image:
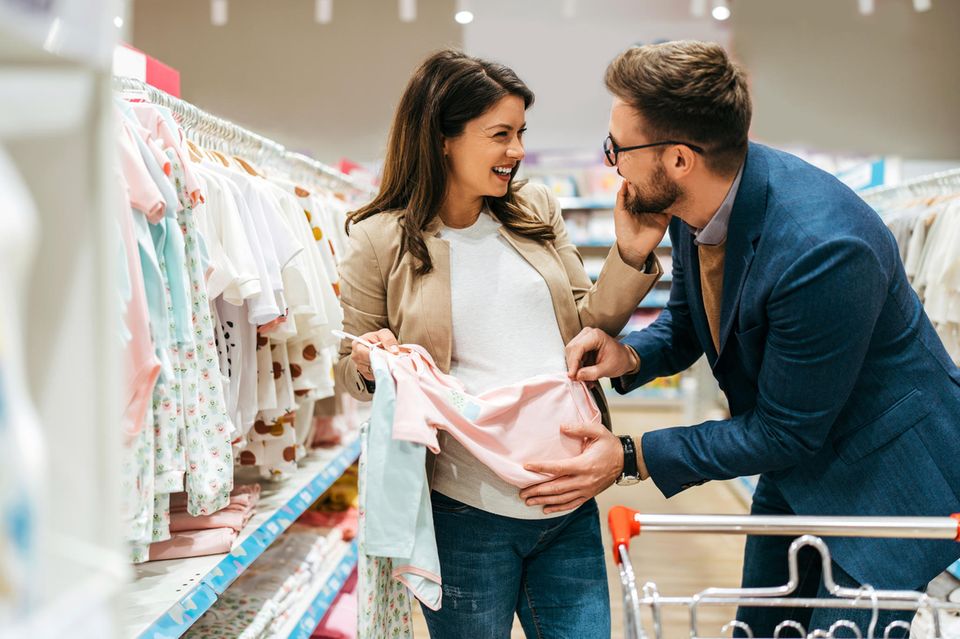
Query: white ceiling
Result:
<box><xmin>465</xmin><ymin>0</ymin><xmax>713</xmax><ymax>24</ymax></box>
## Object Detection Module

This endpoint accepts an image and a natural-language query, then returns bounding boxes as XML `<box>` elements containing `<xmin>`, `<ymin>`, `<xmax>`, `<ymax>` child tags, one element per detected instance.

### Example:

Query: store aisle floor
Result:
<box><xmin>411</xmin><ymin>405</ymin><xmax>750</xmax><ymax>638</ymax></box>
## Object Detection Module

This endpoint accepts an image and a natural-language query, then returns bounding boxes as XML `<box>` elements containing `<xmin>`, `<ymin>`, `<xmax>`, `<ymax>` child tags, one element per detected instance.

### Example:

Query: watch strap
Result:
<box><xmin>619</xmin><ymin>435</ymin><xmax>639</xmax><ymax>479</ymax></box>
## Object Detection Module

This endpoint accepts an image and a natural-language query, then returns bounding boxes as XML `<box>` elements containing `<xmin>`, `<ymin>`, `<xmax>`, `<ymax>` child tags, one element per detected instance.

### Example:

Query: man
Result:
<box><xmin>520</xmin><ymin>40</ymin><xmax>960</xmax><ymax>636</ymax></box>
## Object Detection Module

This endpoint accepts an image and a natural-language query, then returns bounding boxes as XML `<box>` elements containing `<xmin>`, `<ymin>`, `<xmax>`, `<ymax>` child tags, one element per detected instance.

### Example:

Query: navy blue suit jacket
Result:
<box><xmin>617</xmin><ymin>142</ymin><xmax>960</xmax><ymax>588</ymax></box>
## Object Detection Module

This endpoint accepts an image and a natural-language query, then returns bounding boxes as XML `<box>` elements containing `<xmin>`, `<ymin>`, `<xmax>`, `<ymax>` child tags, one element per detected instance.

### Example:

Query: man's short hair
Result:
<box><xmin>605</xmin><ymin>41</ymin><xmax>752</xmax><ymax>176</ymax></box>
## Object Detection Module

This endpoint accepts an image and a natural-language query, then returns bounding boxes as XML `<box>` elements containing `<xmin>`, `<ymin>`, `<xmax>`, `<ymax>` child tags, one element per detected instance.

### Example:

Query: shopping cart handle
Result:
<box><xmin>952</xmin><ymin>513</ymin><xmax>960</xmax><ymax>541</ymax></box>
<box><xmin>609</xmin><ymin>506</ymin><xmax>641</xmax><ymax>564</ymax></box>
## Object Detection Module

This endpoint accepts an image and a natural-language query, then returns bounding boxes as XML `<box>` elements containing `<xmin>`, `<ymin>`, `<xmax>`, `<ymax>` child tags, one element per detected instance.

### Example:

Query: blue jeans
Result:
<box><xmin>735</xmin><ymin>477</ymin><xmax>917</xmax><ymax>638</ymax></box>
<box><xmin>421</xmin><ymin>491</ymin><xmax>610</xmax><ymax>639</ymax></box>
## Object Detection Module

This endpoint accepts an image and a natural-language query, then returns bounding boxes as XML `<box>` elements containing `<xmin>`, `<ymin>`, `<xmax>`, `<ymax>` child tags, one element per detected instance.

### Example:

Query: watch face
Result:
<box><xmin>616</xmin><ymin>475</ymin><xmax>641</xmax><ymax>486</ymax></box>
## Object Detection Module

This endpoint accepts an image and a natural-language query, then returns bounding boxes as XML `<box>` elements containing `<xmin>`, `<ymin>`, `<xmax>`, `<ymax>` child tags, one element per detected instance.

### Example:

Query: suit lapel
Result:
<box><xmin>717</xmin><ymin>143</ymin><xmax>768</xmax><ymax>356</ymax></box>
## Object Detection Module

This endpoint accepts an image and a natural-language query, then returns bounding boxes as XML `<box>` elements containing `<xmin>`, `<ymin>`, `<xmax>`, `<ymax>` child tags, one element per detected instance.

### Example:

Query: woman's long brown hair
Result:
<box><xmin>347</xmin><ymin>49</ymin><xmax>555</xmax><ymax>275</ymax></box>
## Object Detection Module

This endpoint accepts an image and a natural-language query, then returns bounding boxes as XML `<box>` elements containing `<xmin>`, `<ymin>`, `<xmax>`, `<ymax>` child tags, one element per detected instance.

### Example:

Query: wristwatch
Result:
<box><xmin>616</xmin><ymin>435</ymin><xmax>641</xmax><ymax>486</ymax></box>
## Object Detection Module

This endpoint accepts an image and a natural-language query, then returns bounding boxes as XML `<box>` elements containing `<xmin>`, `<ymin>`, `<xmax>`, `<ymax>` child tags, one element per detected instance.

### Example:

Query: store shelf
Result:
<box><xmin>576</xmin><ymin>237</ymin><xmax>672</xmax><ymax>249</ymax></box>
<box><xmin>278</xmin><ymin>539</ymin><xmax>360</xmax><ymax>639</ymax></box>
<box><xmin>590</xmin><ymin>272</ymin><xmax>672</xmax><ymax>284</ymax></box>
<box><xmin>605</xmin><ymin>387</ymin><xmax>689</xmax><ymax>410</ymax></box>
<box><xmin>122</xmin><ymin>438</ymin><xmax>361</xmax><ymax>639</ymax></box>
<box><xmin>638</xmin><ymin>289</ymin><xmax>670</xmax><ymax>308</ymax></box>
<box><xmin>558</xmin><ymin>195</ymin><xmax>616</xmax><ymax>210</ymax></box>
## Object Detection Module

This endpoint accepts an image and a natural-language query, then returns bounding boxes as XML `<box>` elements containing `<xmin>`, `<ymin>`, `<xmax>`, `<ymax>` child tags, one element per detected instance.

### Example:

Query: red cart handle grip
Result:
<box><xmin>952</xmin><ymin>513</ymin><xmax>960</xmax><ymax>541</ymax></box>
<box><xmin>608</xmin><ymin>506</ymin><xmax>641</xmax><ymax>564</ymax></box>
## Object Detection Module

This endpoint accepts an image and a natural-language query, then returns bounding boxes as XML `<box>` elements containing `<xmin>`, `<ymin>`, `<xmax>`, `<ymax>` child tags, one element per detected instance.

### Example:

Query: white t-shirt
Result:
<box><xmin>431</xmin><ymin>211</ymin><xmax>570</xmax><ymax>519</ymax></box>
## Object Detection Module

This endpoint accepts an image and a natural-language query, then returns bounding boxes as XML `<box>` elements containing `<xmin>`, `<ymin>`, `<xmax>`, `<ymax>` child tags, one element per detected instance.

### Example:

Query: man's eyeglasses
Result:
<box><xmin>603</xmin><ymin>134</ymin><xmax>705</xmax><ymax>167</ymax></box>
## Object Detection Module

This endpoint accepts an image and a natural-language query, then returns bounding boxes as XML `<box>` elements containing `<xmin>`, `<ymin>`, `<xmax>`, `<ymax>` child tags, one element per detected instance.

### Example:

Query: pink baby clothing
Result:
<box><xmin>388</xmin><ymin>344</ymin><xmax>598</xmax><ymax>488</ymax></box>
<box><xmin>298</xmin><ymin>507</ymin><xmax>359</xmax><ymax>541</ymax></box>
<box><xmin>169</xmin><ymin>482</ymin><xmax>260</xmax><ymax>510</ymax></box>
<box><xmin>116</xmin><ymin>177</ymin><xmax>161</xmax><ymax>439</ymax></box>
<box><xmin>169</xmin><ymin>501</ymin><xmax>255</xmax><ymax>534</ymax></box>
<box><xmin>118</xmin><ymin>117</ymin><xmax>165</xmax><ymax>223</ymax></box>
<box><xmin>311</xmin><ymin>569</ymin><xmax>358</xmax><ymax>639</ymax></box>
<box><xmin>129</xmin><ymin>103</ymin><xmax>203</xmax><ymax>206</ymax></box>
<box><xmin>148</xmin><ymin>527</ymin><xmax>236</xmax><ymax>561</ymax></box>
<box><xmin>359</xmin><ymin>345</ymin><xmax>600</xmax><ymax>614</ymax></box>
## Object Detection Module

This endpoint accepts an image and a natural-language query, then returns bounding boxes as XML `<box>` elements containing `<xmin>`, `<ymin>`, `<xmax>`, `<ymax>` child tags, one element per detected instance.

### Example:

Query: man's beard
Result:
<box><xmin>624</xmin><ymin>164</ymin><xmax>681</xmax><ymax>215</ymax></box>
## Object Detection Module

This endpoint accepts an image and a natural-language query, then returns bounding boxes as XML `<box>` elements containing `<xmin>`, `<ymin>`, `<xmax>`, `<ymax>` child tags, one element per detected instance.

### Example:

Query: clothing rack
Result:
<box><xmin>861</xmin><ymin>165</ymin><xmax>960</xmax><ymax>585</ymax></box>
<box><xmin>112</xmin><ymin>75</ymin><xmax>376</xmax><ymax>196</ymax></box>
<box><xmin>860</xmin><ymin>167</ymin><xmax>960</xmax><ymax>205</ymax></box>
<box><xmin>113</xmin><ymin>74</ymin><xmax>367</xmax><ymax>637</ymax></box>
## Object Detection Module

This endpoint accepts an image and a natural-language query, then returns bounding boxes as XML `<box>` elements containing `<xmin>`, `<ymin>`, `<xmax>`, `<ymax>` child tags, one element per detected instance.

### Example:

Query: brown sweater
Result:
<box><xmin>698</xmin><ymin>240</ymin><xmax>726</xmax><ymax>352</ymax></box>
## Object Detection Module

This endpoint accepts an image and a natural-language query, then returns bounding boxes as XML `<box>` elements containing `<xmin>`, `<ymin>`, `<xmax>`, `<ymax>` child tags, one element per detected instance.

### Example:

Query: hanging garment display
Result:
<box><xmin>113</xmin><ymin>93</ymin><xmax>357</xmax><ymax>562</ymax></box>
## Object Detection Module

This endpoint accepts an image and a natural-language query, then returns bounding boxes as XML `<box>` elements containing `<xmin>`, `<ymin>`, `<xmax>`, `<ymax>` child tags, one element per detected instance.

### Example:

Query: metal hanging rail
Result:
<box><xmin>112</xmin><ymin>75</ymin><xmax>376</xmax><ymax>195</ymax></box>
<box><xmin>860</xmin><ymin>167</ymin><xmax>960</xmax><ymax>203</ymax></box>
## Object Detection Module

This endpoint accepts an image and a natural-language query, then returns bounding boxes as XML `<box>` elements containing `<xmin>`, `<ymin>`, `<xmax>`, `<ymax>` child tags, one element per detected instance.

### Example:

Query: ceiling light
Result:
<box><xmin>858</xmin><ymin>0</ymin><xmax>875</xmax><ymax>15</ymax></box>
<box><xmin>711</xmin><ymin>1</ymin><xmax>730</xmax><ymax>21</ymax></box>
<box><xmin>913</xmin><ymin>0</ymin><xmax>931</xmax><ymax>11</ymax></box>
<box><xmin>399</xmin><ymin>0</ymin><xmax>416</xmax><ymax>22</ymax></box>
<box><xmin>211</xmin><ymin>0</ymin><xmax>228</xmax><ymax>26</ymax></box>
<box><xmin>113</xmin><ymin>16</ymin><xmax>124</xmax><ymax>28</ymax></box>
<box><xmin>455</xmin><ymin>10</ymin><xmax>474</xmax><ymax>24</ymax></box>
<box><xmin>316</xmin><ymin>0</ymin><xmax>333</xmax><ymax>24</ymax></box>
<box><xmin>690</xmin><ymin>0</ymin><xmax>708</xmax><ymax>18</ymax></box>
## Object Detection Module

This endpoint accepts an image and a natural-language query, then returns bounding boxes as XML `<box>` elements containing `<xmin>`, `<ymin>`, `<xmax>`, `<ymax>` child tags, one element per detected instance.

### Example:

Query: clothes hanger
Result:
<box><xmin>185</xmin><ymin>139</ymin><xmax>205</xmax><ymax>163</ymax></box>
<box><xmin>233</xmin><ymin>154</ymin><xmax>265</xmax><ymax>177</ymax></box>
<box><xmin>331</xmin><ymin>330</ymin><xmax>401</xmax><ymax>359</ymax></box>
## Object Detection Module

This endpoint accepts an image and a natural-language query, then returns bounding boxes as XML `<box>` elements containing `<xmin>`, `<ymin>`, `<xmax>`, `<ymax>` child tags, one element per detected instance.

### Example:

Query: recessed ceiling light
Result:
<box><xmin>712</xmin><ymin>6</ymin><xmax>730</xmax><ymax>20</ymax></box>
<box><xmin>399</xmin><ymin>0</ymin><xmax>416</xmax><ymax>22</ymax></box>
<box><xmin>211</xmin><ymin>0</ymin><xmax>228</xmax><ymax>26</ymax></box>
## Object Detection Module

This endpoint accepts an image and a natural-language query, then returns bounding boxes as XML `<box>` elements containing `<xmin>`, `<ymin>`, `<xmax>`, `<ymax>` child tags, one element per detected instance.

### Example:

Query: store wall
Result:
<box><xmin>462</xmin><ymin>0</ymin><xmax>731</xmax><ymax>157</ymax></box>
<box><xmin>732</xmin><ymin>0</ymin><xmax>960</xmax><ymax>160</ymax></box>
<box><xmin>131</xmin><ymin>0</ymin><xmax>960</xmax><ymax>165</ymax></box>
<box><xmin>131</xmin><ymin>0</ymin><xmax>462</xmax><ymax>164</ymax></box>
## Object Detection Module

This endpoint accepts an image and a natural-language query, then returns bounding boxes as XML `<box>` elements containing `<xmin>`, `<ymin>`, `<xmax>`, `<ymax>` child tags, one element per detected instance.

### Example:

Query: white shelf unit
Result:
<box><xmin>1</xmin><ymin>3</ymin><xmax>129</xmax><ymax>638</ymax></box>
<box><xmin>121</xmin><ymin>438</ymin><xmax>361</xmax><ymax>639</ymax></box>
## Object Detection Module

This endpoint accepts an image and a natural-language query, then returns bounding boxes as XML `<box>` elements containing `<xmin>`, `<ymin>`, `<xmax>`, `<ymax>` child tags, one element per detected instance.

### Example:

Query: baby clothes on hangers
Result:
<box><xmin>878</xmin><ymin>192</ymin><xmax>960</xmax><ymax>365</ymax></box>
<box><xmin>116</xmin><ymin>169</ymin><xmax>162</xmax><ymax>561</ymax></box>
<box><xmin>360</xmin><ymin>343</ymin><xmax>598</xmax><ymax>614</ymax></box>
<box><xmin>162</xmin><ymin>142</ymin><xmax>235</xmax><ymax>518</ymax></box>
<box><xmin>119</xmin><ymin>111</ymin><xmax>189</xmax><ymax>552</ymax></box>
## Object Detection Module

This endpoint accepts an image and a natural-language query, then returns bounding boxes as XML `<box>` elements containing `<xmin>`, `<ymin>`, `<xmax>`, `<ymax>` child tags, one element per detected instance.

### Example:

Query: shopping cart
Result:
<box><xmin>608</xmin><ymin>507</ymin><xmax>960</xmax><ymax>639</ymax></box>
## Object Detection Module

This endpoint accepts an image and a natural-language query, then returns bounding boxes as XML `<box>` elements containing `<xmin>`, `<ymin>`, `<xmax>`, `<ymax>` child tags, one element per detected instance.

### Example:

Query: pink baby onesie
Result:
<box><xmin>388</xmin><ymin>344</ymin><xmax>599</xmax><ymax>488</ymax></box>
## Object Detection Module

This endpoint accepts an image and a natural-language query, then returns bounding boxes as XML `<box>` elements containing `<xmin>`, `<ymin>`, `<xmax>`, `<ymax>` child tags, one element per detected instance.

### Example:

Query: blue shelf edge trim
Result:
<box><xmin>138</xmin><ymin>582</ymin><xmax>219</xmax><ymax>639</ymax></box>
<box><xmin>949</xmin><ymin>559</ymin><xmax>960</xmax><ymax>580</ymax></box>
<box><xmin>138</xmin><ymin>437</ymin><xmax>361</xmax><ymax>639</ymax></box>
<box><xmin>577</xmin><ymin>238</ymin><xmax>672</xmax><ymax>249</ymax></box>
<box><xmin>287</xmin><ymin>540</ymin><xmax>360</xmax><ymax>639</ymax></box>
<box><xmin>204</xmin><ymin>437</ymin><xmax>361</xmax><ymax>594</ymax></box>
<box><xmin>590</xmin><ymin>273</ymin><xmax>673</xmax><ymax>284</ymax></box>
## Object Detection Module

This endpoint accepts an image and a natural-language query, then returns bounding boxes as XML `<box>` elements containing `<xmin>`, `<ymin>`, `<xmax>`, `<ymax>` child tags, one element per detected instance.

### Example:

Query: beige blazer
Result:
<box><xmin>334</xmin><ymin>182</ymin><xmax>662</xmax><ymax>422</ymax></box>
